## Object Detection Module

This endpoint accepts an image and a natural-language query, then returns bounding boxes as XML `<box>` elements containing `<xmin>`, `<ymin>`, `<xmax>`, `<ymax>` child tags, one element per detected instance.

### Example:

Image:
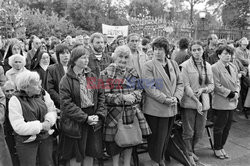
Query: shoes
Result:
<box><xmin>221</xmin><ymin>149</ymin><xmax>230</xmax><ymax>158</ymax></box>
<box><xmin>214</xmin><ymin>150</ymin><xmax>225</xmax><ymax>159</ymax></box>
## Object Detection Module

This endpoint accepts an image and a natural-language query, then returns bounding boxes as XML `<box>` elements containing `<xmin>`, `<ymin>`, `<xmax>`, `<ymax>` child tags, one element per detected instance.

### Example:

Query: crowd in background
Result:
<box><xmin>0</xmin><ymin>32</ymin><xmax>250</xmax><ymax>166</ymax></box>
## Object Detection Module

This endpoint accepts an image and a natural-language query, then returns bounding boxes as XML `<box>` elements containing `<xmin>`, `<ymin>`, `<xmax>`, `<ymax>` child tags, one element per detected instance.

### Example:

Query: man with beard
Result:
<box><xmin>235</xmin><ymin>37</ymin><xmax>250</xmax><ymax>67</ymax></box>
<box><xmin>204</xmin><ymin>34</ymin><xmax>219</xmax><ymax>65</ymax></box>
<box><xmin>127</xmin><ymin>33</ymin><xmax>147</xmax><ymax>78</ymax></box>
<box><xmin>88</xmin><ymin>32</ymin><xmax>112</xmax><ymax>77</ymax></box>
<box><xmin>26</xmin><ymin>36</ymin><xmax>41</xmax><ymax>69</ymax></box>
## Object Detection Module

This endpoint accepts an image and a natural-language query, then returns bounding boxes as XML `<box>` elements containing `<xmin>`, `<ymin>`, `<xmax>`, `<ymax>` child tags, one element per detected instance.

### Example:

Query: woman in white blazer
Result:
<box><xmin>212</xmin><ymin>45</ymin><xmax>240</xmax><ymax>159</ymax></box>
<box><xmin>142</xmin><ymin>37</ymin><xmax>184</xmax><ymax>165</ymax></box>
<box><xmin>180</xmin><ymin>41</ymin><xmax>214</xmax><ymax>164</ymax></box>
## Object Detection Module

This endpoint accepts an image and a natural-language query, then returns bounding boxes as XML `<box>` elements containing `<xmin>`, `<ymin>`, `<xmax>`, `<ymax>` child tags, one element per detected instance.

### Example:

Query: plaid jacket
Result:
<box><xmin>100</xmin><ymin>63</ymin><xmax>151</xmax><ymax>142</ymax></box>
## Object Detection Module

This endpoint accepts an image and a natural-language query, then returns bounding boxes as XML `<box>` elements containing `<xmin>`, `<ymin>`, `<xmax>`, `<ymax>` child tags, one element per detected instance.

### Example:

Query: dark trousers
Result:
<box><xmin>145</xmin><ymin>114</ymin><xmax>174</xmax><ymax>163</ymax></box>
<box><xmin>213</xmin><ymin>109</ymin><xmax>233</xmax><ymax>150</ymax></box>
<box><xmin>16</xmin><ymin>136</ymin><xmax>54</xmax><ymax>166</ymax></box>
<box><xmin>0</xmin><ymin>125</ymin><xmax>13</xmax><ymax>166</ymax></box>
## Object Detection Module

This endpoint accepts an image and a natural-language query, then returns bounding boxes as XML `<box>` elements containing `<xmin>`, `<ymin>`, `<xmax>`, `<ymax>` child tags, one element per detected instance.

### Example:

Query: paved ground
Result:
<box><xmin>98</xmin><ymin>111</ymin><xmax>250</xmax><ymax>166</ymax></box>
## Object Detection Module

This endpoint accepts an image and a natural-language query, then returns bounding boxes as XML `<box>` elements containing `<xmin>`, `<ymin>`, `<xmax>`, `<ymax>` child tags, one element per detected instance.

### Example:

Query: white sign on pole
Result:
<box><xmin>102</xmin><ymin>24</ymin><xmax>129</xmax><ymax>37</ymax></box>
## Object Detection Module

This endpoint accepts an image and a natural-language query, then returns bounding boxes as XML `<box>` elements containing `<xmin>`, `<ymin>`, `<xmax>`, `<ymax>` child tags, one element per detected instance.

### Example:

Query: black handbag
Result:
<box><xmin>60</xmin><ymin>116</ymin><xmax>82</xmax><ymax>139</ymax></box>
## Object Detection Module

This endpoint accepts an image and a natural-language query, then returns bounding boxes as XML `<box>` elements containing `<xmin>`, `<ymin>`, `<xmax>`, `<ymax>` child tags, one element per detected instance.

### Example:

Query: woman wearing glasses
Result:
<box><xmin>180</xmin><ymin>41</ymin><xmax>214</xmax><ymax>165</ymax></box>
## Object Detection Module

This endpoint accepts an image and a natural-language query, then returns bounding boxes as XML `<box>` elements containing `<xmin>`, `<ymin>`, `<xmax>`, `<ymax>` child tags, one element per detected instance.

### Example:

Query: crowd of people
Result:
<box><xmin>0</xmin><ymin>31</ymin><xmax>249</xmax><ymax>166</ymax></box>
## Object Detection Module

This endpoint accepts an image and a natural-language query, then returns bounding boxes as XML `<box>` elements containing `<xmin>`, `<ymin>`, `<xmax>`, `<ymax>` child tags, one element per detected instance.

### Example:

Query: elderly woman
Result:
<box><xmin>212</xmin><ymin>45</ymin><xmax>240</xmax><ymax>159</ymax></box>
<box><xmin>142</xmin><ymin>37</ymin><xmax>184</xmax><ymax>166</ymax></box>
<box><xmin>180</xmin><ymin>41</ymin><xmax>214</xmax><ymax>165</ymax></box>
<box><xmin>8</xmin><ymin>71</ymin><xmax>58</xmax><ymax>166</ymax></box>
<box><xmin>6</xmin><ymin>54</ymin><xmax>27</xmax><ymax>84</ymax></box>
<box><xmin>101</xmin><ymin>45</ymin><xmax>151</xmax><ymax>166</ymax></box>
<box><xmin>59</xmin><ymin>46</ymin><xmax>107</xmax><ymax>166</ymax></box>
<box><xmin>2</xmin><ymin>81</ymin><xmax>19</xmax><ymax>166</ymax></box>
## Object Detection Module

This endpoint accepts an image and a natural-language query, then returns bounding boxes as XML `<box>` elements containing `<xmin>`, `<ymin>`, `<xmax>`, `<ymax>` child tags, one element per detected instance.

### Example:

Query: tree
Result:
<box><xmin>185</xmin><ymin>0</ymin><xmax>206</xmax><ymax>24</ymax></box>
<box><xmin>23</xmin><ymin>8</ymin><xmax>85</xmax><ymax>38</ymax></box>
<box><xmin>67</xmin><ymin>0</ymin><xmax>129</xmax><ymax>32</ymax></box>
<box><xmin>207</xmin><ymin>0</ymin><xmax>250</xmax><ymax>29</ymax></box>
<box><xmin>128</xmin><ymin>0</ymin><xmax>165</xmax><ymax>18</ymax></box>
<box><xmin>221</xmin><ymin>0</ymin><xmax>250</xmax><ymax>29</ymax></box>
<box><xmin>0</xmin><ymin>1</ymin><xmax>25</xmax><ymax>38</ymax></box>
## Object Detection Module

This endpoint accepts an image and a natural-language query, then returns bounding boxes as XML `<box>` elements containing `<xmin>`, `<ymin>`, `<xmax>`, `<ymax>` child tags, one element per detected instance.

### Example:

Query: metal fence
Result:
<box><xmin>129</xmin><ymin>17</ymin><xmax>250</xmax><ymax>42</ymax></box>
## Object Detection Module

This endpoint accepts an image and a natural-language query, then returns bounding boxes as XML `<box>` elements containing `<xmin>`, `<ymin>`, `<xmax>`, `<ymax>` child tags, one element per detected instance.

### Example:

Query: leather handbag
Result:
<box><xmin>114</xmin><ymin>116</ymin><xmax>143</xmax><ymax>147</ymax></box>
<box><xmin>60</xmin><ymin>116</ymin><xmax>82</xmax><ymax>139</ymax></box>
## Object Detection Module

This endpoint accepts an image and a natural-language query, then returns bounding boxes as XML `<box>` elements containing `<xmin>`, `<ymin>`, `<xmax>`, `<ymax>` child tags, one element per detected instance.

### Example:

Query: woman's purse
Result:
<box><xmin>114</xmin><ymin>115</ymin><xmax>143</xmax><ymax>147</ymax></box>
<box><xmin>60</xmin><ymin>116</ymin><xmax>82</xmax><ymax>139</ymax></box>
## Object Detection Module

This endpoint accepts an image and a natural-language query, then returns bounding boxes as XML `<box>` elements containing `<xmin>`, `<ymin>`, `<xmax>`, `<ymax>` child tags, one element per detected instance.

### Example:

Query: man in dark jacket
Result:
<box><xmin>88</xmin><ymin>33</ymin><xmax>112</xmax><ymax>77</ymax></box>
<box><xmin>26</xmin><ymin>36</ymin><xmax>41</xmax><ymax>69</ymax></box>
<box><xmin>203</xmin><ymin>34</ymin><xmax>218</xmax><ymax>65</ymax></box>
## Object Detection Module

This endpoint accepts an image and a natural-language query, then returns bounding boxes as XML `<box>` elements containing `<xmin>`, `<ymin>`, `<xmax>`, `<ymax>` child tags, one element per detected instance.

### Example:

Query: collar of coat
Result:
<box><xmin>100</xmin><ymin>63</ymin><xmax>138</xmax><ymax>79</ymax></box>
<box><xmin>66</xmin><ymin>66</ymin><xmax>92</xmax><ymax>80</ymax></box>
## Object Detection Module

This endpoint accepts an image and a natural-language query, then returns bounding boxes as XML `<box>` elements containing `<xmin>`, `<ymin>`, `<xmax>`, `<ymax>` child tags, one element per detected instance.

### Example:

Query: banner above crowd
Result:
<box><xmin>102</xmin><ymin>24</ymin><xmax>129</xmax><ymax>37</ymax></box>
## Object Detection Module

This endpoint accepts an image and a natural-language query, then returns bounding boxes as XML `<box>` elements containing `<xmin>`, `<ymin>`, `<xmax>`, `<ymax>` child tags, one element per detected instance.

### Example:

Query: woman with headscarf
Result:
<box><xmin>31</xmin><ymin>50</ymin><xmax>50</xmax><ymax>89</ymax></box>
<box><xmin>180</xmin><ymin>41</ymin><xmax>214</xmax><ymax>165</ymax></box>
<box><xmin>2</xmin><ymin>39</ymin><xmax>23</xmax><ymax>73</ymax></box>
<box><xmin>6</xmin><ymin>54</ymin><xmax>27</xmax><ymax>84</ymax></box>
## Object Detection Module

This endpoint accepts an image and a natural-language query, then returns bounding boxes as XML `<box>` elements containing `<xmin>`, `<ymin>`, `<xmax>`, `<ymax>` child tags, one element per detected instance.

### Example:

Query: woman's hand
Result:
<box><xmin>229</xmin><ymin>92</ymin><xmax>239</xmax><ymax>102</ymax></box>
<box><xmin>165</xmin><ymin>97</ymin><xmax>178</xmax><ymax>106</ymax></box>
<box><xmin>122</xmin><ymin>94</ymin><xmax>136</xmax><ymax>103</ymax></box>
<box><xmin>196</xmin><ymin>101</ymin><xmax>203</xmax><ymax>115</ymax></box>
<box><xmin>194</xmin><ymin>88</ymin><xmax>204</xmax><ymax>98</ymax></box>
<box><xmin>42</xmin><ymin>121</ymin><xmax>51</xmax><ymax>131</ymax></box>
<box><xmin>87</xmin><ymin>115</ymin><xmax>99</xmax><ymax>125</ymax></box>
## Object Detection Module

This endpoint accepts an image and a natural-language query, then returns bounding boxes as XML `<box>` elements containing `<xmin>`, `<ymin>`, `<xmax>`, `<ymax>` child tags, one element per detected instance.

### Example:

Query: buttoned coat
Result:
<box><xmin>212</xmin><ymin>60</ymin><xmax>240</xmax><ymax>110</ymax></box>
<box><xmin>142</xmin><ymin>59</ymin><xmax>184</xmax><ymax>117</ymax></box>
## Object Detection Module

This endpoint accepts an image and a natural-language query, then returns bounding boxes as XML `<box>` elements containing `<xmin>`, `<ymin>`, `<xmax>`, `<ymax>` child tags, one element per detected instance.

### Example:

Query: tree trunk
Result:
<box><xmin>190</xmin><ymin>0</ymin><xmax>194</xmax><ymax>25</ymax></box>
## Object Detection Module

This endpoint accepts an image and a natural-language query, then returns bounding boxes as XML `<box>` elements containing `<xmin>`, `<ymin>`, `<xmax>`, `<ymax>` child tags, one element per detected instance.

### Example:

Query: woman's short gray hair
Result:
<box><xmin>15</xmin><ymin>71</ymin><xmax>40</xmax><ymax>91</ymax></box>
<box><xmin>8</xmin><ymin>54</ymin><xmax>26</xmax><ymax>67</ymax></box>
<box><xmin>112</xmin><ymin>45</ymin><xmax>131</xmax><ymax>61</ymax></box>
